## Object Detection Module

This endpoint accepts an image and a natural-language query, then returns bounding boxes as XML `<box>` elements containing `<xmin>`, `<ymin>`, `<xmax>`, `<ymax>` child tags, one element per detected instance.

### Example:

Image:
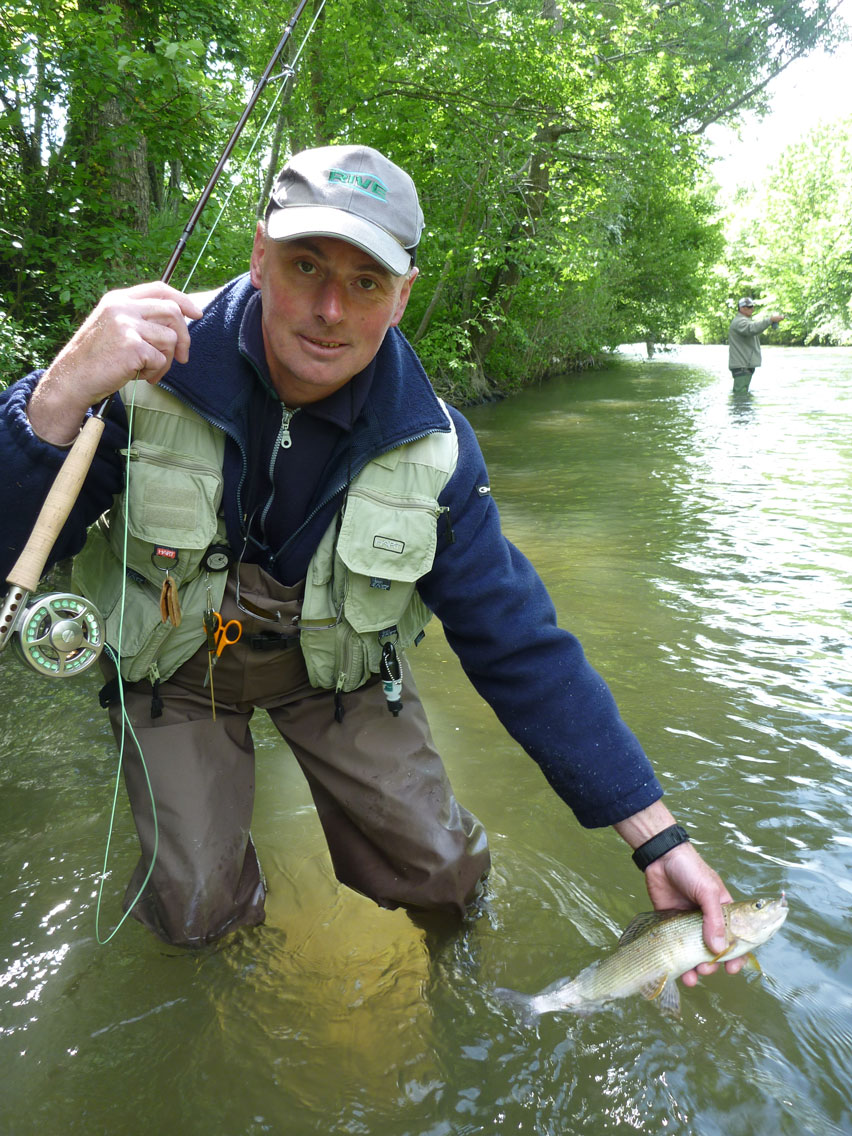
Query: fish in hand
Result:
<box><xmin>495</xmin><ymin>894</ymin><xmax>788</xmax><ymax>1019</ymax></box>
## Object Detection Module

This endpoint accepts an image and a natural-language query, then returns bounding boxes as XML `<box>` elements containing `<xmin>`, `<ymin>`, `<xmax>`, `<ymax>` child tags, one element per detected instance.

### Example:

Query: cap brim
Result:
<box><xmin>266</xmin><ymin>205</ymin><xmax>411</xmax><ymax>275</ymax></box>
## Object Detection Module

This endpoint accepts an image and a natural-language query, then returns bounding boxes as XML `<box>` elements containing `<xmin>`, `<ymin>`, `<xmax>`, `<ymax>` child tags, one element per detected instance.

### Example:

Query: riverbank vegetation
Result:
<box><xmin>697</xmin><ymin>115</ymin><xmax>852</xmax><ymax>347</ymax></box>
<box><xmin>0</xmin><ymin>0</ymin><xmax>847</xmax><ymax>401</ymax></box>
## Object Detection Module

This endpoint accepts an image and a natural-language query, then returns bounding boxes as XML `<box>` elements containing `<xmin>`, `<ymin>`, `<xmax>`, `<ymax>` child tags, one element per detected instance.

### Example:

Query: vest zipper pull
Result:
<box><xmin>277</xmin><ymin>407</ymin><xmax>299</xmax><ymax>450</ymax></box>
<box><xmin>334</xmin><ymin>672</ymin><xmax>346</xmax><ymax>722</ymax></box>
<box><xmin>438</xmin><ymin>504</ymin><xmax>455</xmax><ymax>545</ymax></box>
<box><xmin>147</xmin><ymin>661</ymin><xmax>163</xmax><ymax>719</ymax></box>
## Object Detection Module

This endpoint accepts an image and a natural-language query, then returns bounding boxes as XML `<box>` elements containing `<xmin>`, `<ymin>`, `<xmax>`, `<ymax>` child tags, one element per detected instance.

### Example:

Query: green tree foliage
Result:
<box><xmin>709</xmin><ymin>118</ymin><xmax>852</xmax><ymax>345</ymax></box>
<box><xmin>0</xmin><ymin>0</ymin><xmax>260</xmax><ymax>370</ymax></box>
<box><xmin>0</xmin><ymin>0</ymin><xmax>846</xmax><ymax>394</ymax></box>
<box><xmin>694</xmin><ymin>112</ymin><xmax>852</xmax><ymax>346</ymax></box>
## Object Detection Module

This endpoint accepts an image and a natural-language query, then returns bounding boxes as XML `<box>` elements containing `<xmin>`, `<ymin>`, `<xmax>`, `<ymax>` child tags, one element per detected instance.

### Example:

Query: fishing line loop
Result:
<box><xmin>269</xmin><ymin>65</ymin><xmax>297</xmax><ymax>83</ymax></box>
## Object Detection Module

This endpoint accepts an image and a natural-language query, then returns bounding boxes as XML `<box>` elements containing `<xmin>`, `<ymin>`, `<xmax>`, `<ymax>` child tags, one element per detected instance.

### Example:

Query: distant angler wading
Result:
<box><xmin>728</xmin><ymin>297</ymin><xmax>786</xmax><ymax>392</ymax></box>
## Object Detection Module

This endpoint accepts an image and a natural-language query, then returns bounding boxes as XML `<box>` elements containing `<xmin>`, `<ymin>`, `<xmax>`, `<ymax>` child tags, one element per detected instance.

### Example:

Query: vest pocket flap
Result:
<box><xmin>337</xmin><ymin>489</ymin><xmax>438</xmax><ymax>582</ymax></box>
<box><xmin>121</xmin><ymin>447</ymin><xmax>223</xmax><ymax>548</ymax></box>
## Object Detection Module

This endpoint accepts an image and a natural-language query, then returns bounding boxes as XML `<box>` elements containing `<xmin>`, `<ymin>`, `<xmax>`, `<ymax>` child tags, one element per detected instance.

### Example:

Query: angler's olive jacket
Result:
<box><xmin>728</xmin><ymin>312</ymin><xmax>774</xmax><ymax>370</ymax></box>
<box><xmin>0</xmin><ymin>273</ymin><xmax>662</xmax><ymax>828</ymax></box>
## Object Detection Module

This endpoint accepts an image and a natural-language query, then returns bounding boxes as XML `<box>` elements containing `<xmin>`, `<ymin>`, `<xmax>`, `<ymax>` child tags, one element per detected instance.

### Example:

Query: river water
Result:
<box><xmin>1</xmin><ymin>344</ymin><xmax>851</xmax><ymax>1135</ymax></box>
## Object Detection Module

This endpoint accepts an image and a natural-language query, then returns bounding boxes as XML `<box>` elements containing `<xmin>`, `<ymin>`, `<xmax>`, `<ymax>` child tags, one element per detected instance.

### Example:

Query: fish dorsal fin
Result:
<box><xmin>617</xmin><ymin>908</ymin><xmax>686</xmax><ymax>946</ymax></box>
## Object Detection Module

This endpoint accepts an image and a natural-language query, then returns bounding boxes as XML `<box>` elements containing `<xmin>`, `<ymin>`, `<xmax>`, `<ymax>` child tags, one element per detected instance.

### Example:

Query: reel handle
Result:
<box><xmin>6</xmin><ymin>413</ymin><xmax>106</xmax><ymax>593</ymax></box>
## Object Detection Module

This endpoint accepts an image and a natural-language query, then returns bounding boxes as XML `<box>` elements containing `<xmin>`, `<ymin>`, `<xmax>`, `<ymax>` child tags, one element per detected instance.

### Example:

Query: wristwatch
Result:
<box><xmin>631</xmin><ymin>824</ymin><xmax>690</xmax><ymax>871</ymax></box>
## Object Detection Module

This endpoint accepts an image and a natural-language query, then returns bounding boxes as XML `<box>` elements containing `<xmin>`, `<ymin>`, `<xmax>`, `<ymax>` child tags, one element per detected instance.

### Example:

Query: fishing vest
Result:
<box><xmin>72</xmin><ymin>380</ymin><xmax>458</xmax><ymax>691</ymax></box>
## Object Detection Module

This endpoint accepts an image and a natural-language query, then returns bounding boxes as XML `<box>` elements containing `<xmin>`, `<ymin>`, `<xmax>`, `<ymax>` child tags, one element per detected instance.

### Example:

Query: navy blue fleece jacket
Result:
<box><xmin>0</xmin><ymin>274</ymin><xmax>662</xmax><ymax>827</ymax></box>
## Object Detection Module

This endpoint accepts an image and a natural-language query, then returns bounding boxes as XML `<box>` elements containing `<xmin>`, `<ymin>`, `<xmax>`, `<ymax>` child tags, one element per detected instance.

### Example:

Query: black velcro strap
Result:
<box><xmin>248</xmin><ymin>632</ymin><xmax>301</xmax><ymax>651</ymax></box>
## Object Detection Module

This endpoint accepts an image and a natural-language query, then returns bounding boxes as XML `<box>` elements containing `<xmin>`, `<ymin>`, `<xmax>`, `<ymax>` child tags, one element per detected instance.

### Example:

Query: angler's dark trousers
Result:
<box><xmin>105</xmin><ymin>565</ymin><xmax>490</xmax><ymax>947</ymax></box>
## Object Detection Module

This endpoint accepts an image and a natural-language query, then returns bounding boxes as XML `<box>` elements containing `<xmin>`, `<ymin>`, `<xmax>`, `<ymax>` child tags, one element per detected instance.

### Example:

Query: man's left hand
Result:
<box><xmin>643</xmin><ymin>841</ymin><xmax>742</xmax><ymax>986</ymax></box>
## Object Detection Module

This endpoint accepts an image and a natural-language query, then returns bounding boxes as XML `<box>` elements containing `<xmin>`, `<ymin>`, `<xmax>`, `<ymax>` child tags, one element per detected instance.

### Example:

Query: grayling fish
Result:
<box><xmin>496</xmin><ymin>894</ymin><xmax>788</xmax><ymax>1019</ymax></box>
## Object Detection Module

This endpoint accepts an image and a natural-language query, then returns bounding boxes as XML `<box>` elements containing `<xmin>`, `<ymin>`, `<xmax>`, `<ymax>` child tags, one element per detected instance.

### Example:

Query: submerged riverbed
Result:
<box><xmin>1</xmin><ymin>344</ymin><xmax>850</xmax><ymax>1134</ymax></box>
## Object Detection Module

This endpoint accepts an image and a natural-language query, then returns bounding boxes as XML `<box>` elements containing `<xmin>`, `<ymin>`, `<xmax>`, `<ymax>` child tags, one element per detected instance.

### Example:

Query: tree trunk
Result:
<box><xmin>70</xmin><ymin>0</ymin><xmax>150</xmax><ymax>234</ymax></box>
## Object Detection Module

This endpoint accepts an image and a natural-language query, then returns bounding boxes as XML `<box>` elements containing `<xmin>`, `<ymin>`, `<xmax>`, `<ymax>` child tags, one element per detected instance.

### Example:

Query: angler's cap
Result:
<box><xmin>265</xmin><ymin>145</ymin><xmax>424</xmax><ymax>276</ymax></box>
<box><xmin>738</xmin><ymin>297</ymin><xmax>756</xmax><ymax>308</ymax></box>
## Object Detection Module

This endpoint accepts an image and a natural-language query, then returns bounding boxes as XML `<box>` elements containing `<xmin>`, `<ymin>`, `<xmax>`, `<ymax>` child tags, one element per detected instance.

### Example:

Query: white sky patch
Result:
<box><xmin>708</xmin><ymin>24</ymin><xmax>852</xmax><ymax>192</ymax></box>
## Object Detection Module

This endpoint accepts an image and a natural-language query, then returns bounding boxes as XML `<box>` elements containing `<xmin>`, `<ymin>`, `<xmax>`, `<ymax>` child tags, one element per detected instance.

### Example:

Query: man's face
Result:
<box><xmin>249</xmin><ymin>225</ymin><xmax>417</xmax><ymax>406</ymax></box>
<box><xmin>740</xmin><ymin>305</ymin><xmax>754</xmax><ymax>315</ymax></box>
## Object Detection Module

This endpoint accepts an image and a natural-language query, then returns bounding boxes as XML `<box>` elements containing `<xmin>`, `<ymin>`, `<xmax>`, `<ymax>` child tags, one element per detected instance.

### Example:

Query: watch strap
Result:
<box><xmin>631</xmin><ymin>824</ymin><xmax>690</xmax><ymax>871</ymax></box>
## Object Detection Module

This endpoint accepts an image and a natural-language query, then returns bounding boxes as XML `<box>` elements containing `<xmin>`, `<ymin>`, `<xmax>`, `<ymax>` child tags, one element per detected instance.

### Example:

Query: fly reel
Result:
<box><xmin>12</xmin><ymin>592</ymin><xmax>105</xmax><ymax>678</ymax></box>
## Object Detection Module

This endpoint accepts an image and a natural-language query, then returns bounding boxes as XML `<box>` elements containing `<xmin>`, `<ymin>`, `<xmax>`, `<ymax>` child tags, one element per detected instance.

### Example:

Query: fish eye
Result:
<box><xmin>754</xmin><ymin>899</ymin><xmax>766</xmax><ymax>909</ymax></box>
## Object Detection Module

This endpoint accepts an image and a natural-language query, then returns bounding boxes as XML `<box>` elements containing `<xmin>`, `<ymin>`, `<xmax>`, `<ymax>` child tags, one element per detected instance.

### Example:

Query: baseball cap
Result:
<box><xmin>264</xmin><ymin>145</ymin><xmax>424</xmax><ymax>275</ymax></box>
<box><xmin>738</xmin><ymin>297</ymin><xmax>756</xmax><ymax>308</ymax></box>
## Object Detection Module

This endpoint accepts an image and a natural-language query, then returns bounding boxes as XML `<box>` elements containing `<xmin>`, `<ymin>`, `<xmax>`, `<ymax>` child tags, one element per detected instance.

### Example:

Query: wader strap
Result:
<box><xmin>247</xmin><ymin>632</ymin><xmax>302</xmax><ymax>651</ymax></box>
<box><xmin>99</xmin><ymin>676</ymin><xmax>121</xmax><ymax>708</ymax></box>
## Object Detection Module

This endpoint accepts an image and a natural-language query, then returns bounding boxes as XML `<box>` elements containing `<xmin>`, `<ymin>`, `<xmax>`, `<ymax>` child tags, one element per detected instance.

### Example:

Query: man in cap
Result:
<box><xmin>0</xmin><ymin>146</ymin><xmax>742</xmax><ymax>989</ymax></box>
<box><xmin>728</xmin><ymin>297</ymin><xmax>785</xmax><ymax>392</ymax></box>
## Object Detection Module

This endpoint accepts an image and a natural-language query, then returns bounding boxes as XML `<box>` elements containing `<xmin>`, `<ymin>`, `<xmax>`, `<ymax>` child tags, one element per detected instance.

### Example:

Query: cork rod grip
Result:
<box><xmin>6</xmin><ymin>414</ymin><xmax>106</xmax><ymax>593</ymax></box>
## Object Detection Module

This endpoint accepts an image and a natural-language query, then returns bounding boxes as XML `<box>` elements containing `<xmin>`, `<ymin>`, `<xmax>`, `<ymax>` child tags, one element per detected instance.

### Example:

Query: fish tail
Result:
<box><xmin>493</xmin><ymin>986</ymin><xmax>540</xmax><ymax>1027</ymax></box>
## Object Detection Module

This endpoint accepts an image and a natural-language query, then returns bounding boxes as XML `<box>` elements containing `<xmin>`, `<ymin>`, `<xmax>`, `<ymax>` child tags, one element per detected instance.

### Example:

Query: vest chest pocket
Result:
<box><xmin>336</xmin><ymin>487</ymin><xmax>440</xmax><ymax>632</ymax></box>
<box><xmin>110</xmin><ymin>442</ymin><xmax>224</xmax><ymax>582</ymax></box>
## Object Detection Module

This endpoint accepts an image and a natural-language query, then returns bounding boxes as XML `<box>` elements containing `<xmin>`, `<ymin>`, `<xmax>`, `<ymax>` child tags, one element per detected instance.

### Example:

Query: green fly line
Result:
<box><xmin>94</xmin><ymin>391</ymin><xmax>159</xmax><ymax>944</ymax></box>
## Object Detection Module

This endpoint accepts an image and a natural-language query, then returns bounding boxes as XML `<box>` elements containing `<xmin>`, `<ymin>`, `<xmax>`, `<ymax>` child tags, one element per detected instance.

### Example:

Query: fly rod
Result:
<box><xmin>0</xmin><ymin>0</ymin><xmax>314</xmax><ymax>670</ymax></box>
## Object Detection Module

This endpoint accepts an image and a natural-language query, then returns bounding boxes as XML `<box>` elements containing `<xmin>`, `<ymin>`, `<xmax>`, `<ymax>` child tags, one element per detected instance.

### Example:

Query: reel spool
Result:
<box><xmin>13</xmin><ymin>592</ymin><xmax>105</xmax><ymax>678</ymax></box>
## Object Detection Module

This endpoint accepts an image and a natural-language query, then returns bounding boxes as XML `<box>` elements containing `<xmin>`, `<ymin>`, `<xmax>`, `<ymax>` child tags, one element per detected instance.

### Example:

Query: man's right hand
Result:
<box><xmin>28</xmin><ymin>283</ymin><xmax>205</xmax><ymax>446</ymax></box>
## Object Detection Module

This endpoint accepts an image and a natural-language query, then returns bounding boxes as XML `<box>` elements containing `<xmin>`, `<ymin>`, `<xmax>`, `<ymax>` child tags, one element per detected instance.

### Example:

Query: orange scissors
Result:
<box><xmin>212</xmin><ymin>611</ymin><xmax>241</xmax><ymax>660</ymax></box>
<box><xmin>202</xmin><ymin>611</ymin><xmax>242</xmax><ymax>706</ymax></box>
